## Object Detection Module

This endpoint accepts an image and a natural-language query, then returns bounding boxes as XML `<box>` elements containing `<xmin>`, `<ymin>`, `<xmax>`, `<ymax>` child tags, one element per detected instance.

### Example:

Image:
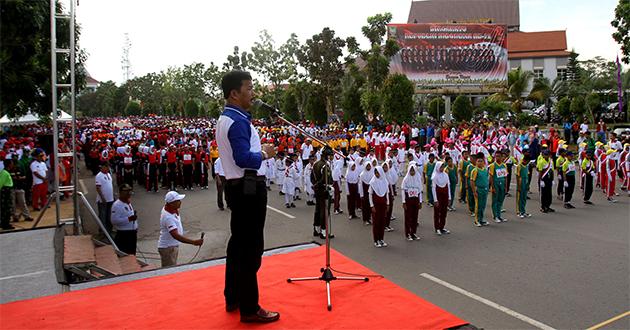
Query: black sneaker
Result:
<box><xmin>411</xmin><ymin>233</ymin><xmax>421</xmax><ymax>240</ymax></box>
<box><xmin>584</xmin><ymin>200</ymin><xmax>593</xmax><ymax>205</ymax></box>
<box><xmin>548</xmin><ymin>208</ymin><xmax>556</xmax><ymax>212</ymax></box>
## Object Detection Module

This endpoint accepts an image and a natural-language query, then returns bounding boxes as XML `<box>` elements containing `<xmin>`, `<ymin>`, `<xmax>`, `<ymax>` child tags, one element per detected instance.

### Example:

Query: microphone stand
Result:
<box><xmin>270</xmin><ymin>109</ymin><xmax>369</xmax><ymax>311</ymax></box>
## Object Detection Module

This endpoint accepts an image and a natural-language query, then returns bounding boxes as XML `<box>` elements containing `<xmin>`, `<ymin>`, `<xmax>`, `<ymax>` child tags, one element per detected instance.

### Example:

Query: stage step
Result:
<box><xmin>64</xmin><ymin>235</ymin><xmax>96</xmax><ymax>266</ymax></box>
<box><xmin>94</xmin><ymin>246</ymin><xmax>123</xmax><ymax>275</ymax></box>
<box><xmin>141</xmin><ymin>264</ymin><xmax>158</xmax><ymax>271</ymax></box>
<box><xmin>119</xmin><ymin>255</ymin><xmax>142</xmax><ymax>274</ymax></box>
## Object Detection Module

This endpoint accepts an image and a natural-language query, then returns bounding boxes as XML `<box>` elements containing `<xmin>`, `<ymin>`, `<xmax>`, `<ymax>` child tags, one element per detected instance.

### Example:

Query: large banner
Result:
<box><xmin>387</xmin><ymin>24</ymin><xmax>508</xmax><ymax>89</ymax></box>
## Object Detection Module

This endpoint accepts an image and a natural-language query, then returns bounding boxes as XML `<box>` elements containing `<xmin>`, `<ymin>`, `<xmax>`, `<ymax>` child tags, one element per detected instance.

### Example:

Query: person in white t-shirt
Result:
<box><xmin>111</xmin><ymin>184</ymin><xmax>138</xmax><ymax>254</ymax></box>
<box><xmin>300</xmin><ymin>139</ymin><xmax>313</xmax><ymax>167</ymax></box>
<box><xmin>157</xmin><ymin>191</ymin><xmax>203</xmax><ymax>267</ymax></box>
<box><xmin>30</xmin><ymin>149</ymin><xmax>49</xmax><ymax>211</ymax></box>
<box><xmin>95</xmin><ymin>163</ymin><xmax>115</xmax><ymax>233</ymax></box>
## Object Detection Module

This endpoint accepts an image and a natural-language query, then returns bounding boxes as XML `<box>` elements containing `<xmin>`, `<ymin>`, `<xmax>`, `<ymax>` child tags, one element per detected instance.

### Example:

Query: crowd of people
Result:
<box><xmin>1</xmin><ymin>116</ymin><xmax>629</xmax><ymax>250</ymax></box>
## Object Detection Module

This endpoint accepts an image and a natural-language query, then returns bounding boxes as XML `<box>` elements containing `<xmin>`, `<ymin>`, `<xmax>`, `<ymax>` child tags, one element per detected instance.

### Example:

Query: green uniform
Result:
<box><xmin>447</xmin><ymin>165</ymin><xmax>458</xmax><ymax>207</ymax></box>
<box><xmin>471</xmin><ymin>166</ymin><xmax>489</xmax><ymax>225</ymax></box>
<box><xmin>0</xmin><ymin>169</ymin><xmax>14</xmax><ymax>228</ymax></box>
<box><xmin>459</xmin><ymin>159</ymin><xmax>470</xmax><ymax>202</ymax></box>
<box><xmin>489</xmin><ymin>162</ymin><xmax>507</xmax><ymax>219</ymax></box>
<box><xmin>516</xmin><ymin>162</ymin><xmax>529</xmax><ymax>214</ymax></box>
<box><xmin>425</xmin><ymin>161</ymin><xmax>436</xmax><ymax>204</ymax></box>
<box><xmin>465</xmin><ymin>163</ymin><xmax>475</xmax><ymax>213</ymax></box>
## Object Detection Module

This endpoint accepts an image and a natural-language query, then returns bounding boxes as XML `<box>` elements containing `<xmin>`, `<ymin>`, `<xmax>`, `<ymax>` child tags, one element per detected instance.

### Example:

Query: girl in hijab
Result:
<box><xmin>369</xmin><ymin>166</ymin><xmax>390</xmax><ymax>247</ymax></box>
<box><xmin>402</xmin><ymin>162</ymin><xmax>423</xmax><ymax>241</ymax></box>
<box><xmin>432</xmin><ymin>161</ymin><xmax>451</xmax><ymax>235</ymax></box>
<box><xmin>383</xmin><ymin>160</ymin><xmax>399</xmax><ymax>232</ymax></box>
<box><xmin>359</xmin><ymin>162</ymin><xmax>374</xmax><ymax>225</ymax></box>
<box><xmin>345</xmin><ymin>161</ymin><xmax>361</xmax><ymax>219</ymax></box>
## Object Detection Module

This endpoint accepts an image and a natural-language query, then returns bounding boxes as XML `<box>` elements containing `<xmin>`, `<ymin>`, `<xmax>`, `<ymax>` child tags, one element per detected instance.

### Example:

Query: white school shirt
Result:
<box><xmin>30</xmin><ymin>161</ymin><xmax>48</xmax><ymax>185</ymax></box>
<box><xmin>111</xmin><ymin>199</ymin><xmax>137</xmax><ymax>231</ymax></box>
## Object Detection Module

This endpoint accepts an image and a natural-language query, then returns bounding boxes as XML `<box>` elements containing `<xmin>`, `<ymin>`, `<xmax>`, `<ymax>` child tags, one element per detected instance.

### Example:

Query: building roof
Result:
<box><xmin>408</xmin><ymin>0</ymin><xmax>519</xmax><ymax>28</ymax></box>
<box><xmin>85</xmin><ymin>75</ymin><xmax>100</xmax><ymax>85</ymax></box>
<box><xmin>507</xmin><ymin>30</ymin><xmax>570</xmax><ymax>59</ymax></box>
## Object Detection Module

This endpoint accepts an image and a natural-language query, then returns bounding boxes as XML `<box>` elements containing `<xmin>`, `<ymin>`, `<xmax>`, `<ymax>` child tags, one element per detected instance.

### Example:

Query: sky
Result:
<box><xmin>74</xmin><ymin>0</ymin><xmax>622</xmax><ymax>84</ymax></box>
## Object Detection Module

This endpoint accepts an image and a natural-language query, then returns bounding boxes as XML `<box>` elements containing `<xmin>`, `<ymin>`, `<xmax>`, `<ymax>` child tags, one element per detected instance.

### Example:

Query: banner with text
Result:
<box><xmin>387</xmin><ymin>24</ymin><xmax>508</xmax><ymax>89</ymax></box>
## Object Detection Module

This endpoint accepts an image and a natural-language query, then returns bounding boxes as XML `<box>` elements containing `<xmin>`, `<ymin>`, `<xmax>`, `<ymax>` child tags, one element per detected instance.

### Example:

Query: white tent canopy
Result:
<box><xmin>0</xmin><ymin>109</ymin><xmax>72</xmax><ymax>126</ymax></box>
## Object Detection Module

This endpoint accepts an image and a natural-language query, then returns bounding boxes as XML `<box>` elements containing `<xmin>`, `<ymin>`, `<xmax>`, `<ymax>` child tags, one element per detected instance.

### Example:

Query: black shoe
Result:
<box><xmin>541</xmin><ymin>208</ymin><xmax>549</xmax><ymax>213</ymax></box>
<box><xmin>1</xmin><ymin>225</ymin><xmax>15</xmax><ymax>230</ymax></box>
<box><xmin>240</xmin><ymin>308</ymin><xmax>280</xmax><ymax>323</ymax></box>
<box><xmin>548</xmin><ymin>208</ymin><xmax>556</xmax><ymax>212</ymax></box>
<box><xmin>279</xmin><ymin>192</ymin><xmax>285</xmax><ymax>195</ymax></box>
<box><xmin>219</xmin><ymin>207</ymin><xmax>225</xmax><ymax>211</ymax></box>
<box><xmin>584</xmin><ymin>200</ymin><xmax>593</xmax><ymax>205</ymax></box>
<box><xmin>290</xmin><ymin>203</ymin><xmax>296</xmax><ymax>208</ymax></box>
<box><xmin>313</xmin><ymin>230</ymin><xmax>320</xmax><ymax>237</ymax></box>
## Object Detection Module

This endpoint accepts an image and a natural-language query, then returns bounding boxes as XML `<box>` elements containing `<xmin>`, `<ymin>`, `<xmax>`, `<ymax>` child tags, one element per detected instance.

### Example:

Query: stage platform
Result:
<box><xmin>1</xmin><ymin>244</ymin><xmax>468</xmax><ymax>329</ymax></box>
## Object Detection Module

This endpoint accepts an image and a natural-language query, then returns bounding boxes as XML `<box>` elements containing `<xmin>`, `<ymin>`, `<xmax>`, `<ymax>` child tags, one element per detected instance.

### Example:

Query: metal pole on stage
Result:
<box><xmin>252</xmin><ymin>100</ymin><xmax>370</xmax><ymax>311</ymax></box>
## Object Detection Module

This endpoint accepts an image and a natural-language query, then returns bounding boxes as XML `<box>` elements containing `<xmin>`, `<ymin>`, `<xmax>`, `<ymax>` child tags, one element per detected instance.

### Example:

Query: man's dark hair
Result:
<box><xmin>221</xmin><ymin>70</ymin><xmax>252</xmax><ymax>99</ymax></box>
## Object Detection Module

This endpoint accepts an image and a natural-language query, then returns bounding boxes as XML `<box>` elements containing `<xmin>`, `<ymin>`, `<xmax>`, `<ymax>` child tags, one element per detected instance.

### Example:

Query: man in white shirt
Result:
<box><xmin>30</xmin><ymin>149</ymin><xmax>49</xmax><ymax>211</ymax></box>
<box><xmin>111</xmin><ymin>184</ymin><xmax>138</xmax><ymax>254</ymax></box>
<box><xmin>301</xmin><ymin>139</ymin><xmax>313</xmax><ymax>167</ymax></box>
<box><xmin>158</xmin><ymin>191</ymin><xmax>203</xmax><ymax>267</ymax></box>
<box><xmin>95</xmin><ymin>163</ymin><xmax>115</xmax><ymax>233</ymax></box>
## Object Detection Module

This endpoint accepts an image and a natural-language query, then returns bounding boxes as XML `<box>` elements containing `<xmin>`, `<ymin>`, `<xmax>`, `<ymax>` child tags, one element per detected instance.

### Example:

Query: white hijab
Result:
<box><xmin>369</xmin><ymin>166</ymin><xmax>389</xmax><ymax>197</ymax></box>
<box><xmin>360</xmin><ymin>163</ymin><xmax>374</xmax><ymax>184</ymax></box>
<box><xmin>384</xmin><ymin>160</ymin><xmax>398</xmax><ymax>185</ymax></box>
<box><xmin>402</xmin><ymin>162</ymin><xmax>422</xmax><ymax>189</ymax></box>
<box><xmin>345</xmin><ymin>161</ymin><xmax>360</xmax><ymax>183</ymax></box>
<box><xmin>431</xmin><ymin>161</ymin><xmax>449</xmax><ymax>187</ymax></box>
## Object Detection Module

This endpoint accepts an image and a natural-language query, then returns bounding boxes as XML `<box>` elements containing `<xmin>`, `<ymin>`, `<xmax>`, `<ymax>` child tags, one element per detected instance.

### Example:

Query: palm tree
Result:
<box><xmin>489</xmin><ymin>67</ymin><xmax>533</xmax><ymax>112</ymax></box>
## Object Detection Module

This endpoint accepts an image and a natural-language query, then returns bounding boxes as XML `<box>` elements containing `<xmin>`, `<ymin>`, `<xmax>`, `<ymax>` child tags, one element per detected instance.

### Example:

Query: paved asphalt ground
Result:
<box><xmin>80</xmin><ymin>167</ymin><xmax>629</xmax><ymax>329</ymax></box>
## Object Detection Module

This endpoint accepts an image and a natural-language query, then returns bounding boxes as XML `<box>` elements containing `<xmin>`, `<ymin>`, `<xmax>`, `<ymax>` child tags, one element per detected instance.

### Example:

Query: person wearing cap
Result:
<box><xmin>216</xmin><ymin>71</ymin><xmax>279</xmax><ymax>323</ymax></box>
<box><xmin>111</xmin><ymin>184</ymin><xmax>138</xmax><ymax>254</ymax></box>
<box><xmin>158</xmin><ymin>191</ymin><xmax>203</xmax><ymax>267</ymax></box>
<box><xmin>605</xmin><ymin>149</ymin><xmax>618</xmax><ymax>202</ymax></box>
<box><xmin>537</xmin><ymin>150</ymin><xmax>555</xmax><ymax>213</ymax></box>
<box><xmin>555</xmin><ymin>149</ymin><xmax>567</xmax><ymax>201</ymax></box>
<box><xmin>30</xmin><ymin>149</ymin><xmax>48</xmax><ymax>211</ymax></box>
<box><xmin>561</xmin><ymin>152</ymin><xmax>577</xmax><ymax>209</ymax></box>
<box><xmin>581</xmin><ymin>151</ymin><xmax>596</xmax><ymax>204</ymax></box>
<box><xmin>311</xmin><ymin>146</ymin><xmax>334</xmax><ymax>239</ymax></box>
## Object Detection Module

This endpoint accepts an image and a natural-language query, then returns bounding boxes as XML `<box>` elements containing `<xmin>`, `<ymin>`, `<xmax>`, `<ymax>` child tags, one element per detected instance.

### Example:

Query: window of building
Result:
<box><xmin>533</xmin><ymin>68</ymin><xmax>544</xmax><ymax>79</ymax></box>
<box><xmin>557</xmin><ymin>67</ymin><xmax>568</xmax><ymax>81</ymax></box>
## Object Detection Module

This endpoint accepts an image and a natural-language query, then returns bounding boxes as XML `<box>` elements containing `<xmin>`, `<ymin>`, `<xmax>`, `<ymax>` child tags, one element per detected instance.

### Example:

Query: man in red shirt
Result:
<box><xmin>181</xmin><ymin>145</ymin><xmax>195</xmax><ymax>191</ymax></box>
<box><xmin>147</xmin><ymin>146</ymin><xmax>160</xmax><ymax>192</ymax></box>
<box><xmin>166</xmin><ymin>146</ymin><xmax>178</xmax><ymax>191</ymax></box>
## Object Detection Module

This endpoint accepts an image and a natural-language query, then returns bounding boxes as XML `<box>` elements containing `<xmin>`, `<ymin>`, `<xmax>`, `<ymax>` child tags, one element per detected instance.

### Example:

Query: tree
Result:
<box><xmin>223</xmin><ymin>46</ymin><xmax>252</xmax><ymax>71</ymax></box>
<box><xmin>125</xmin><ymin>100</ymin><xmax>142</xmax><ymax>116</ymax></box>
<box><xmin>428</xmin><ymin>97</ymin><xmax>444</xmax><ymax>119</ymax></box>
<box><xmin>477</xmin><ymin>98</ymin><xmax>510</xmax><ymax>119</ymax></box>
<box><xmin>340</xmin><ymin>64</ymin><xmax>366</xmax><ymax>123</ymax></box>
<box><xmin>556</xmin><ymin>97</ymin><xmax>572</xmax><ymax>120</ymax></box>
<box><xmin>184</xmin><ymin>99</ymin><xmax>199</xmax><ymax>117</ymax></box>
<box><xmin>304</xmin><ymin>86</ymin><xmax>327</xmax><ymax>125</ymax></box>
<box><xmin>381</xmin><ymin>73</ymin><xmax>414</xmax><ymax>123</ymax></box>
<box><xmin>570</xmin><ymin>95</ymin><xmax>587</xmax><ymax>121</ymax></box>
<box><xmin>452</xmin><ymin>95</ymin><xmax>473</xmax><ymax>122</ymax></box>
<box><xmin>611</xmin><ymin>0</ymin><xmax>630</xmax><ymax>64</ymax></box>
<box><xmin>585</xmin><ymin>92</ymin><xmax>600</xmax><ymax>123</ymax></box>
<box><xmin>0</xmin><ymin>0</ymin><xmax>87</xmax><ymax>118</ymax></box>
<box><xmin>297</xmin><ymin>27</ymin><xmax>346</xmax><ymax>115</ymax></box>
<box><xmin>489</xmin><ymin>67</ymin><xmax>533</xmax><ymax>112</ymax></box>
<box><xmin>281</xmin><ymin>87</ymin><xmax>300</xmax><ymax>121</ymax></box>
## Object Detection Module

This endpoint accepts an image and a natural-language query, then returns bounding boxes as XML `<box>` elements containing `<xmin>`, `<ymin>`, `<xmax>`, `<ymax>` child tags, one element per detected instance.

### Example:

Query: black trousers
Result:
<box><xmin>216</xmin><ymin>175</ymin><xmax>226</xmax><ymax>209</ymax></box>
<box><xmin>557</xmin><ymin>172</ymin><xmax>564</xmax><ymax>197</ymax></box>
<box><xmin>564</xmin><ymin>175</ymin><xmax>575</xmax><ymax>203</ymax></box>
<box><xmin>148</xmin><ymin>164</ymin><xmax>159</xmax><ymax>192</ymax></box>
<box><xmin>183</xmin><ymin>164</ymin><xmax>193</xmax><ymax>189</ymax></box>
<box><xmin>159</xmin><ymin>163</ymin><xmax>167</xmax><ymax>187</ymax></box>
<box><xmin>541</xmin><ymin>176</ymin><xmax>553</xmax><ymax>209</ymax></box>
<box><xmin>506</xmin><ymin>164</ymin><xmax>513</xmax><ymax>194</ymax></box>
<box><xmin>224</xmin><ymin>177</ymin><xmax>267</xmax><ymax>316</ymax></box>
<box><xmin>313</xmin><ymin>189</ymin><xmax>329</xmax><ymax>230</ymax></box>
<box><xmin>114</xmin><ymin>230</ymin><xmax>137</xmax><ymax>255</ymax></box>
<box><xmin>168</xmin><ymin>163</ymin><xmax>177</xmax><ymax>190</ymax></box>
<box><xmin>584</xmin><ymin>174</ymin><xmax>594</xmax><ymax>201</ymax></box>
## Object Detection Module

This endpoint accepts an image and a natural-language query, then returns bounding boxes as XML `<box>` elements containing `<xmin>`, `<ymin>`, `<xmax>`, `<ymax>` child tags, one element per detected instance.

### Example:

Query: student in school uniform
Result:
<box><xmin>401</xmin><ymin>162</ymin><xmax>423</xmax><ymax>241</ymax></box>
<box><xmin>359</xmin><ymin>162</ymin><xmax>374</xmax><ymax>226</ymax></box>
<box><xmin>345</xmin><ymin>161</ymin><xmax>361</xmax><ymax>219</ymax></box>
<box><xmin>562</xmin><ymin>151</ymin><xmax>577</xmax><ymax>209</ymax></box>
<box><xmin>369</xmin><ymin>166</ymin><xmax>389</xmax><ymax>247</ymax></box>
<box><xmin>515</xmin><ymin>154</ymin><xmax>532</xmax><ymax>218</ymax></box>
<box><xmin>432</xmin><ymin>161</ymin><xmax>451</xmax><ymax>235</ymax></box>
<box><xmin>470</xmin><ymin>153</ymin><xmax>490</xmax><ymax>227</ymax></box>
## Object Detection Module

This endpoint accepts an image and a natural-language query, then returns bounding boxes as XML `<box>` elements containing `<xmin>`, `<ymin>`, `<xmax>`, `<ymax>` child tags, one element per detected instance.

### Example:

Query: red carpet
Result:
<box><xmin>1</xmin><ymin>246</ymin><xmax>466</xmax><ymax>329</ymax></box>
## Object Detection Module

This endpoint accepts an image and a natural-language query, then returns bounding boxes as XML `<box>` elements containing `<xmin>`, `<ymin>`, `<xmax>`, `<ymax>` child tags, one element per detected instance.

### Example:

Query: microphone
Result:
<box><xmin>253</xmin><ymin>99</ymin><xmax>281</xmax><ymax>116</ymax></box>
